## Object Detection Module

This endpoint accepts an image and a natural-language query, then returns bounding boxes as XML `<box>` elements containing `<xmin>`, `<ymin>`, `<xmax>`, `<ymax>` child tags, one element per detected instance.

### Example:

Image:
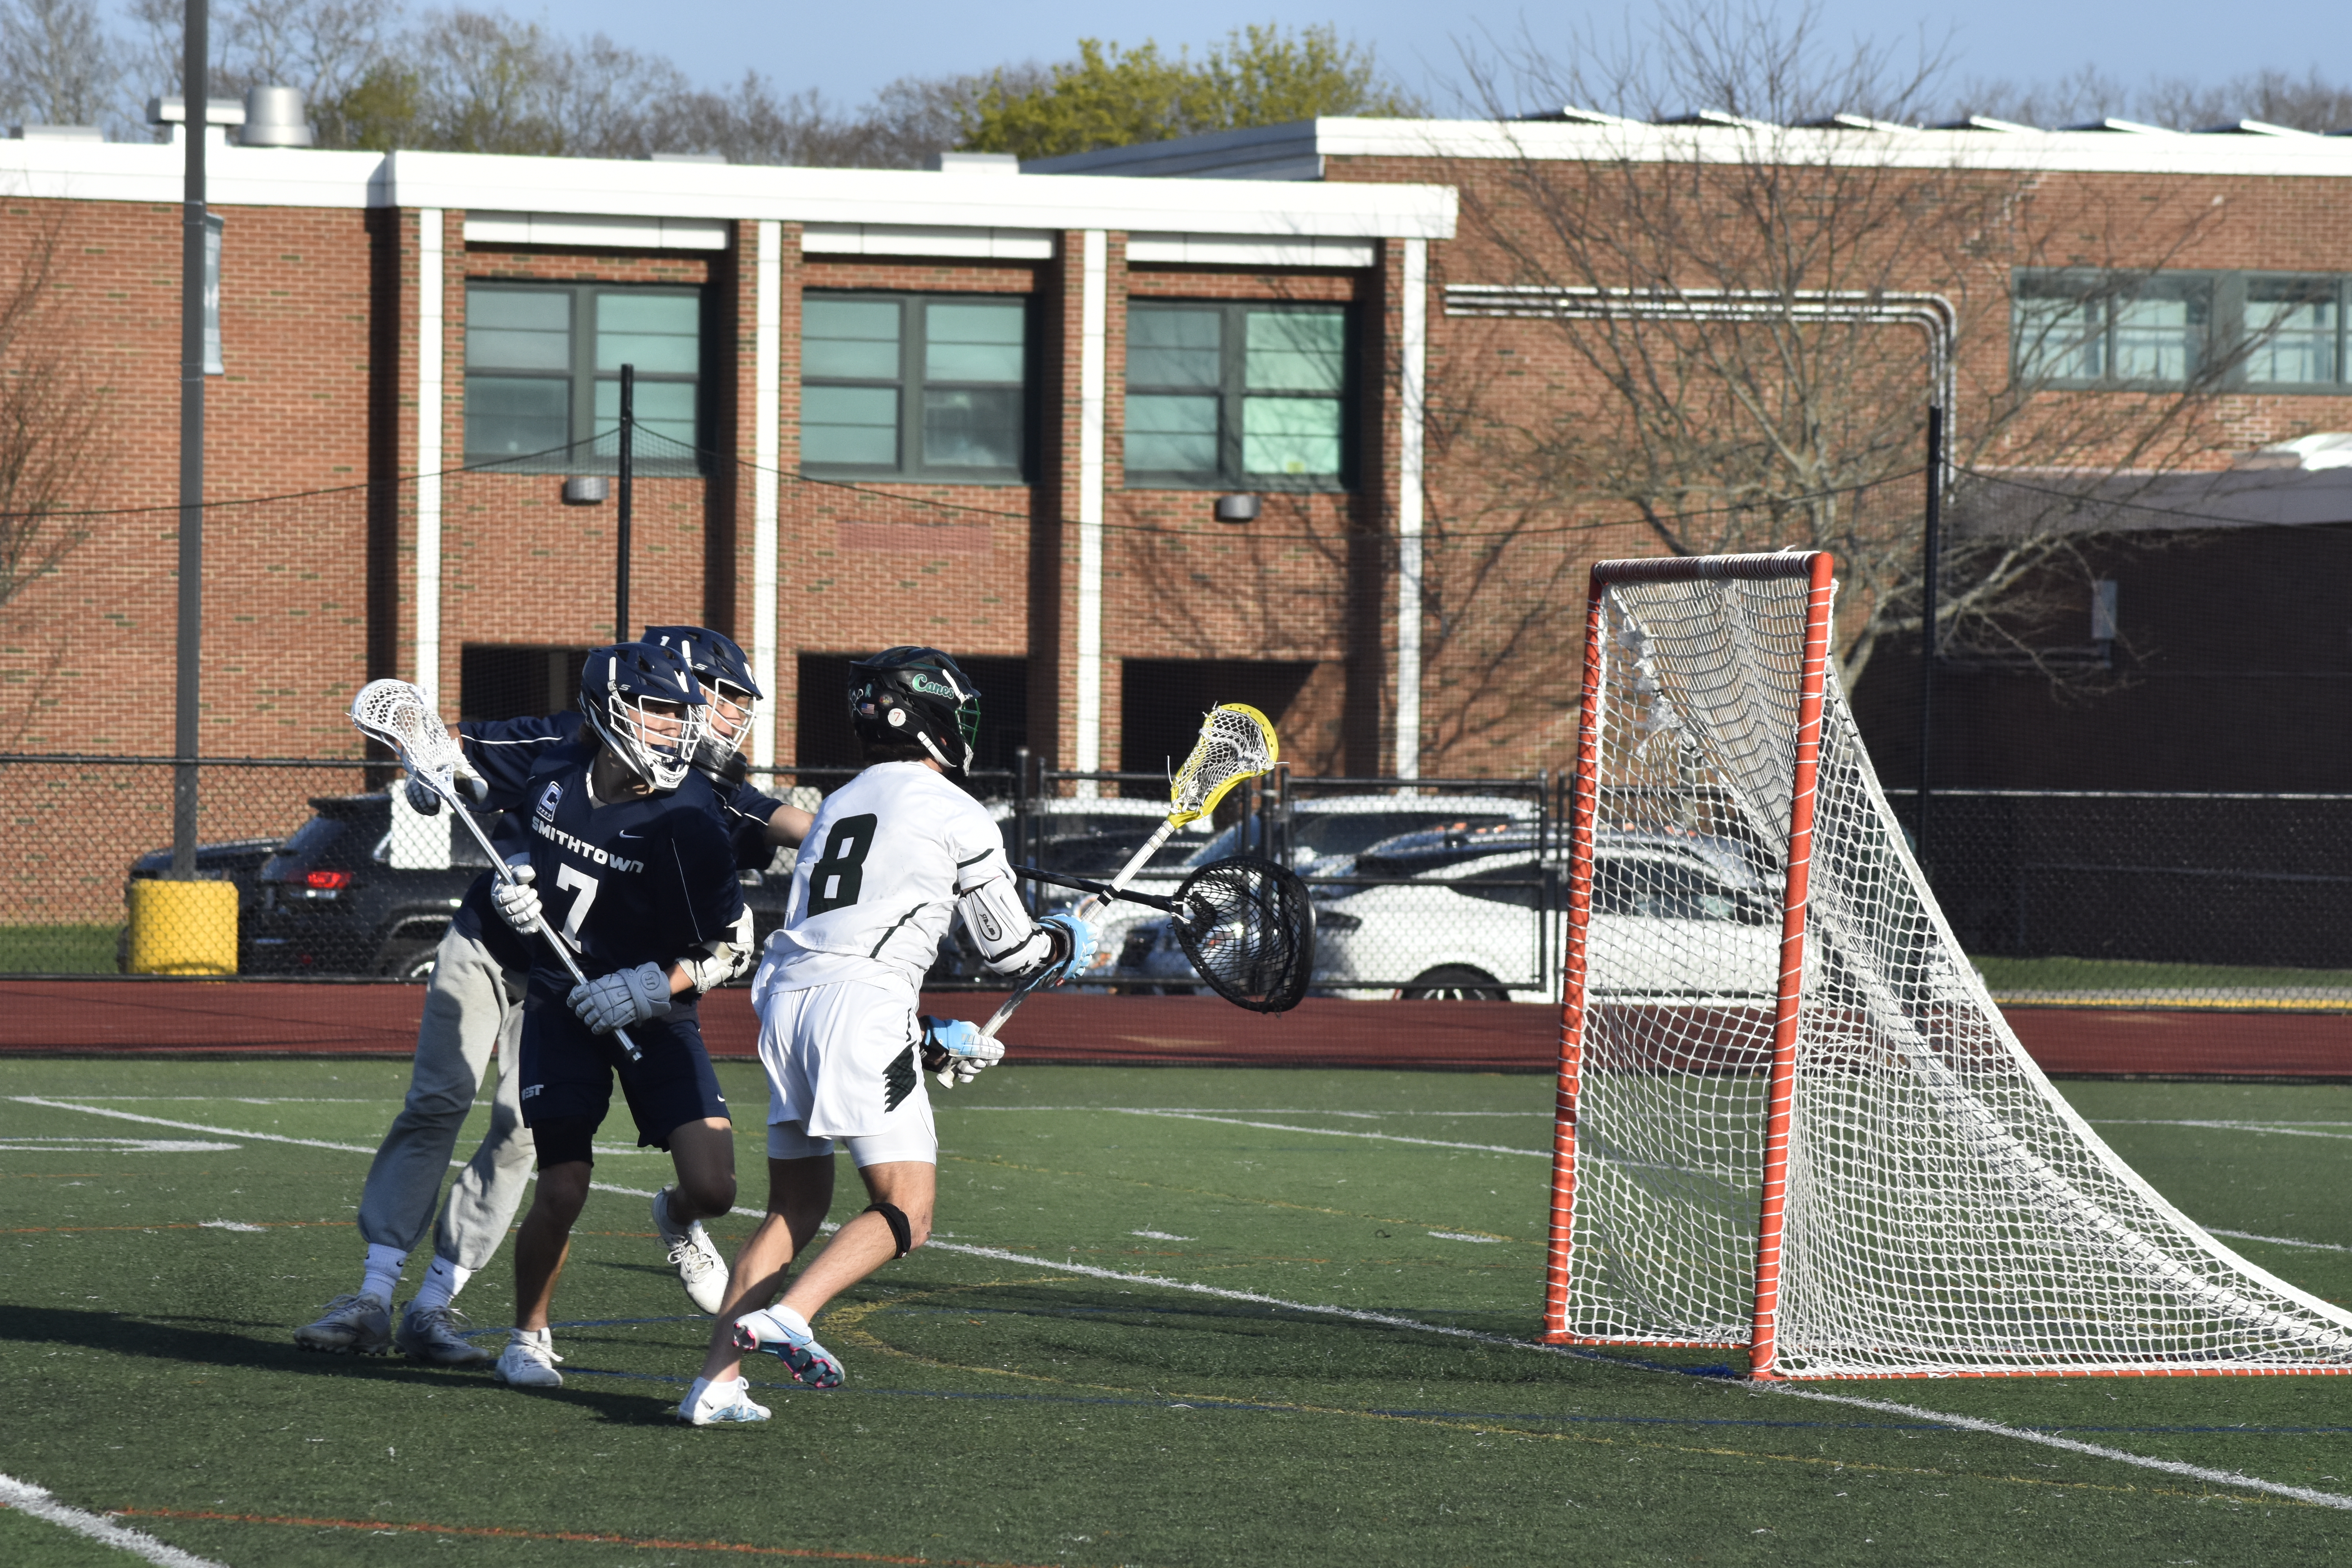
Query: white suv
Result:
<box><xmin>1139</xmin><ymin>824</ymin><xmax>1782</xmax><ymax>1003</ymax></box>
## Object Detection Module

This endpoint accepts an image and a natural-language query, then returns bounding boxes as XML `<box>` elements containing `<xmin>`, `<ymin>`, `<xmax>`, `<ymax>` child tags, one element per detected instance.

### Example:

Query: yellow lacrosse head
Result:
<box><xmin>1166</xmin><ymin>702</ymin><xmax>1279</xmax><ymax>827</ymax></box>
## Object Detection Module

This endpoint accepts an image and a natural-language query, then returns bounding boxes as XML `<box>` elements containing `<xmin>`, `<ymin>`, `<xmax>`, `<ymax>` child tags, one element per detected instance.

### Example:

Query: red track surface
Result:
<box><xmin>3</xmin><ymin>980</ymin><xmax>2350</xmax><ymax>1076</ymax></box>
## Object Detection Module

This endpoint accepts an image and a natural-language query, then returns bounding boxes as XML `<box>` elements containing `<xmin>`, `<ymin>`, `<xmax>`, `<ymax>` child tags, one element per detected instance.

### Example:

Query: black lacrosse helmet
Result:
<box><xmin>848</xmin><ymin>646</ymin><xmax>982</xmax><ymax>773</ymax></box>
<box><xmin>1170</xmin><ymin>855</ymin><xmax>1316</xmax><ymax>1014</ymax></box>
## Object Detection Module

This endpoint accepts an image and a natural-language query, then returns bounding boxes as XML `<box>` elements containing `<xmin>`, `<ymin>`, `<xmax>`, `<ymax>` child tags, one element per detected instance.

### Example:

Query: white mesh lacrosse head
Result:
<box><xmin>1167</xmin><ymin>703</ymin><xmax>1279</xmax><ymax>827</ymax></box>
<box><xmin>350</xmin><ymin>678</ymin><xmax>463</xmax><ymax>789</ymax></box>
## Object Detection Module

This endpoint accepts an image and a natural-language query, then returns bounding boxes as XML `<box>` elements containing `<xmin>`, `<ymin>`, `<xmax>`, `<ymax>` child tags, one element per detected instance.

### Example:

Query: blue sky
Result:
<box><xmin>488</xmin><ymin>1</ymin><xmax>2339</xmax><ymax>113</ymax></box>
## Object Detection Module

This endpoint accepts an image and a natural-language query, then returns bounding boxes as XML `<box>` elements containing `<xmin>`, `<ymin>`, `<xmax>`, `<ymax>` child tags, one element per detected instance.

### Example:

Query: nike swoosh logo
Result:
<box><xmin>617</xmin><ymin>831</ymin><xmax>644</xmax><ymax>839</ymax></box>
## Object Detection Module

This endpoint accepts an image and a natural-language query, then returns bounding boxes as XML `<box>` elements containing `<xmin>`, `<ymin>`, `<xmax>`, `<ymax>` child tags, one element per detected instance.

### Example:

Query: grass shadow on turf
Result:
<box><xmin>0</xmin><ymin>1304</ymin><xmax>691</xmax><ymax>1425</ymax></box>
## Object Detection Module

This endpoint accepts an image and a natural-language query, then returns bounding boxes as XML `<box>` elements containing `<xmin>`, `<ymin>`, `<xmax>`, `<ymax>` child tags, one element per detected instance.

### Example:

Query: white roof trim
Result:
<box><xmin>465</xmin><ymin>211</ymin><xmax>729</xmax><ymax>250</ymax></box>
<box><xmin>1127</xmin><ymin>232</ymin><xmax>1374</xmax><ymax>267</ymax></box>
<box><xmin>802</xmin><ymin>222</ymin><xmax>1055</xmax><ymax>260</ymax></box>
<box><xmin>0</xmin><ymin>138</ymin><xmax>1454</xmax><ymax>238</ymax></box>
<box><xmin>1029</xmin><ymin>116</ymin><xmax>2352</xmax><ymax>180</ymax></box>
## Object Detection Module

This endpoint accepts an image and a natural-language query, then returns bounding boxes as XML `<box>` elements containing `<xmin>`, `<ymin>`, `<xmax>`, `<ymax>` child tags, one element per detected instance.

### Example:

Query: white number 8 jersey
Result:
<box><xmin>765</xmin><ymin>760</ymin><xmax>1028</xmax><ymax>993</ymax></box>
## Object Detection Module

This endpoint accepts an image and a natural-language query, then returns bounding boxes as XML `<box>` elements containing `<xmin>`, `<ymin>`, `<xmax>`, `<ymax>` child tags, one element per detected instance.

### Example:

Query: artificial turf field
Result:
<box><xmin>4</xmin><ymin>1058</ymin><xmax>2352</xmax><ymax>1566</ymax></box>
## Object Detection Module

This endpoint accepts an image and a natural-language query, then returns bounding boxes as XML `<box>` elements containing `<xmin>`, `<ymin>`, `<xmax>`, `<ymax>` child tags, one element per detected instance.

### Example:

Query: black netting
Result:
<box><xmin>1171</xmin><ymin>856</ymin><xmax>1316</xmax><ymax>1014</ymax></box>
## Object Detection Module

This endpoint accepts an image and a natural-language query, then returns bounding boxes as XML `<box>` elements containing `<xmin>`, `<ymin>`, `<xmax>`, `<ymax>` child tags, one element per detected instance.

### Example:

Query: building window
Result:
<box><xmin>800</xmin><ymin>292</ymin><xmax>1031</xmax><ymax>481</ymax></box>
<box><xmin>2245</xmin><ymin>277</ymin><xmax>2344</xmax><ymax>387</ymax></box>
<box><xmin>464</xmin><ymin>282</ymin><xmax>704</xmax><ymax>471</ymax></box>
<box><xmin>2013</xmin><ymin>272</ymin><xmax>2213</xmax><ymax>388</ymax></box>
<box><xmin>1126</xmin><ymin>301</ymin><xmax>1352</xmax><ymax>489</ymax></box>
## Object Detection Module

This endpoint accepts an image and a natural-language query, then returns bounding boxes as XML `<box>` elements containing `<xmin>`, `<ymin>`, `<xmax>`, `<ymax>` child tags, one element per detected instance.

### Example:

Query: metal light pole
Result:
<box><xmin>1916</xmin><ymin>400</ymin><xmax>1945</xmax><ymax>871</ymax></box>
<box><xmin>615</xmin><ymin>362</ymin><xmax>634</xmax><ymax>641</ymax></box>
<box><xmin>171</xmin><ymin>0</ymin><xmax>207</xmax><ymax>877</ymax></box>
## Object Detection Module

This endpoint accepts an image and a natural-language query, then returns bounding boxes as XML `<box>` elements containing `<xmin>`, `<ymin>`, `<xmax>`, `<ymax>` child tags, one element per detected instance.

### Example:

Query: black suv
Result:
<box><xmin>236</xmin><ymin>793</ymin><xmax>803</xmax><ymax>981</ymax></box>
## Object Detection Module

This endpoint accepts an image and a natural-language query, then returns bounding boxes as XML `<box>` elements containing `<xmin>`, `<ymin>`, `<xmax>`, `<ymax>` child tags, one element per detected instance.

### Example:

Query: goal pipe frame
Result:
<box><xmin>1544</xmin><ymin>550</ymin><xmax>1836</xmax><ymax>1378</ymax></box>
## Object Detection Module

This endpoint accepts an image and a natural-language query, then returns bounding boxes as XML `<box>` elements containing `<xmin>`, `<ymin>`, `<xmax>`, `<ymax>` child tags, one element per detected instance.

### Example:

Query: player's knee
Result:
<box><xmin>866</xmin><ymin>1200</ymin><xmax>926</xmax><ymax>1257</ymax></box>
<box><xmin>679</xmin><ymin>1170</ymin><xmax>736</xmax><ymax>1219</ymax></box>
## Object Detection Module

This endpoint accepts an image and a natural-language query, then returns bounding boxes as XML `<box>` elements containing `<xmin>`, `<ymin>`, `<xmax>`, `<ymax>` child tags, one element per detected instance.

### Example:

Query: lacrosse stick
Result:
<box><xmin>350</xmin><ymin>679</ymin><xmax>643</xmax><ymax>1062</ymax></box>
<box><xmin>974</xmin><ymin>703</ymin><xmax>1280</xmax><ymax>1049</ymax></box>
<box><xmin>1014</xmin><ymin>855</ymin><xmax>1315</xmax><ymax>1014</ymax></box>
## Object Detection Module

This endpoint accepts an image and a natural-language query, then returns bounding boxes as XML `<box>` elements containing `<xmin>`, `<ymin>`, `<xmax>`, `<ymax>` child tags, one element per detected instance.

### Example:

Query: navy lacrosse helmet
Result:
<box><xmin>848</xmin><ymin>646</ymin><xmax>981</xmax><ymax>774</ymax></box>
<box><xmin>578</xmin><ymin>641</ymin><xmax>706</xmax><ymax>792</ymax></box>
<box><xmin>643</xmin><ymin>625</ymin><xmax>762</xmax><ymax>767</ymax></box>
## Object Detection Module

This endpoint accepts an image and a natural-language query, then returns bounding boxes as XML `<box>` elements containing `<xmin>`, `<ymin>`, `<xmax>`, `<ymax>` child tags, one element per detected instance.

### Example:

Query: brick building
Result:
<box><xmin>7</xmin><ymin>113</ymin><xmax>2352</xmax><ymax>786</ymax></box>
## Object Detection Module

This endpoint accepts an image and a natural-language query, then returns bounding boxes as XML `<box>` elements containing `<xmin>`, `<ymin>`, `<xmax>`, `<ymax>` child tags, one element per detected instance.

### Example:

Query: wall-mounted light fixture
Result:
<box><xmin>1214</xmin><ymin>493</ymin><xmax>1260</xmax><ymax>524</ymax></box>
<box><xmin>561</xmin><ymin>475</ymin><xmax>608</xmax><ymax>506</ymax></box>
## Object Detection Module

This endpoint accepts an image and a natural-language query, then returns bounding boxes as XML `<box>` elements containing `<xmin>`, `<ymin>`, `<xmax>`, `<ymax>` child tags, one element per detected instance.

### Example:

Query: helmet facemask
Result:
<box><xmin>695</xmin><ymin>681</ymin><xmax>757</xmax><ymax>769</ymax></box>
<box><xmin>595</xmin><ymin>690</ymin><xmax>702</xmax><ymax>792</ymax></box>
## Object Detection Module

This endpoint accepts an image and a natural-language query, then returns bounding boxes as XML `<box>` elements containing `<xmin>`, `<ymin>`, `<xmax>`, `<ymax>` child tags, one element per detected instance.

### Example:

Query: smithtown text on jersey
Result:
<box><xmin>533</xmin><ymin>815</ymin><xmax>646</xmax><ymax>874</ymax></box>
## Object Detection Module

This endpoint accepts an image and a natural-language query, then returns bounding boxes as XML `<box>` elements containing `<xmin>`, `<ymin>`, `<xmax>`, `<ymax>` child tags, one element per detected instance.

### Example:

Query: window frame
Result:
<box><xmin>1124</xmin><ymin>299</ymin><xmax>1358</xmax><ymax>492</ymax></box>
<box><xmin>2011</xmin><ymin>268</ymin><xmax>2352</xmax><ymax>395</ymax></box>
<box><xmin>797</xmin><ymin>290</ymin><xmax>1037</xmax><ymax>484</ymax></box>
<box><xmin>462</xmin><ymin>279</ymin><xmax>709</xmax><ymax>475</ymax></box>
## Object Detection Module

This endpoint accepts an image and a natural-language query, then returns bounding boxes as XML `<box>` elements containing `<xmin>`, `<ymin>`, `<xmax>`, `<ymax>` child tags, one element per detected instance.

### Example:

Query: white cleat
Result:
<box><xmin>394</xmin><ymin>1302</ymin><xmax>494</xmax><ymax>1367</ymax></box>
<box><xmin>294</xmin><ymin>1292</ymin><xmax>391</xmax><ymax>1356</ymax></box>
<box><xmin>677</xmin><ymin>1375</ymin><xmax>772</xmax><ymax>1426</ymax></box>
<box><xmin>653</xmin><ymin>1188</ymin><xmax>729</xmax><ymax>1315</ymax></box>
<box><xmin>732</xmin><ymin>1307</ymin><xmax>845</xmax><ymax>1389</ymax></box>
<box><xmin>491</xmin><ymin>1328</ymin><xmax>564</xmax><ymax>1390</ymax></box>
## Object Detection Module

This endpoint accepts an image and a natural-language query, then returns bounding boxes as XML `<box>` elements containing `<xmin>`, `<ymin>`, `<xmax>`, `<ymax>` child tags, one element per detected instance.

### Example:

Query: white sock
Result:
<box><xmin>512</xmin><ymin>1325</ymin><xmax>553</xmax><ymax>1351</ymax></box>
<box><xmin>360</xmin><ymin>1244</ymin><xmax>406</xmax><ymax>1305</ymax></box>
<box><xmin>409</xmin><ymin>1255</ymin><xmax>471</xmax><ymax>1314</ymax></box>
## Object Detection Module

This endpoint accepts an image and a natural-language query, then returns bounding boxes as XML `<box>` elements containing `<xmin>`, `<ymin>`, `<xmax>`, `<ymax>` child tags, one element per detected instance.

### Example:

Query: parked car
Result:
<box><xmin>1132</xmin><ymin>824</ymin><xmax>1783</xmax><ymax>1003</ymax></box>
<box><xmin>1078</xmin><ymin>793</ymin><xmax>1541</xmax><ymax>989</ymax></box>
<box><xmin>211</xmin><ymin>792</ymin><xmax>797</xmax><ymax>981</ymax></box>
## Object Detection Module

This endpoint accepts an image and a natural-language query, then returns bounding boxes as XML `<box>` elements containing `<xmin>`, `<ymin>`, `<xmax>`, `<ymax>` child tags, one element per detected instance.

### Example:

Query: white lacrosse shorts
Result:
<box><xmin>756</xmin><ymin>978</ymin><xmax>937</xmax><ymax>1169</ymax></box>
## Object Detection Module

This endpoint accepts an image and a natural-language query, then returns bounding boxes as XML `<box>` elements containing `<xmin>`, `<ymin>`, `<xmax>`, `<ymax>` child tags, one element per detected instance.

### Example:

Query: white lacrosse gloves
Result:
<box><xmin>921</xmin><ymin>1016</ymin><xmax>1003</xmax><ymax>1088</ymax></box>
<box><xmin>679</xmin><ymin>907</ymin><xmax>757</xmax><ymax>994</ymax></box>
<box><xmin>492</xmin><ymin>860</ymin><xmax>542</xmax><ymax>935</ymax></box>
<box><xmin>403</xmin><ymin>756</ymin><xmax>488</xmax><ymax>815</ymax></box>
<box><xmin>1037</xmin><ymin>912</ymin><xmax>1100</xmax><ymax>986</ymax></box>
<box><xmin>569</xmin><ymin>961</ymin><xmax>675</xmax><ymax>1034</ymax></box>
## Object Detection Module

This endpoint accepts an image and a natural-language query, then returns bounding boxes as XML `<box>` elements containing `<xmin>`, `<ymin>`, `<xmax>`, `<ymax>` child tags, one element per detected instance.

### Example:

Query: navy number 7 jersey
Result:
<box><xmin>516</xmin><ymin>751</ymin><xmax>745</xmax><ymax>995</ymax></box>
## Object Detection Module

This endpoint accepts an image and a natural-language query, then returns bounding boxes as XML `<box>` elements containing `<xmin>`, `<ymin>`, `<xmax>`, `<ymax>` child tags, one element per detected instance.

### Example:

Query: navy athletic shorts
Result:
<box><xmin>517</xmin><ymin>996</ymin><xmax>728</xmax><ymax>1151</ymax></box>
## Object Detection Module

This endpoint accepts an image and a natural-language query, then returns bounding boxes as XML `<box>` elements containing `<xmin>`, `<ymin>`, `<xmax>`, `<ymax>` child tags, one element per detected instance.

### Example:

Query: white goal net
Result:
<box><xmin>1548</xmin><ymin>552</ymin><xmax>2352</xmax><ymax>1378</ymax></box>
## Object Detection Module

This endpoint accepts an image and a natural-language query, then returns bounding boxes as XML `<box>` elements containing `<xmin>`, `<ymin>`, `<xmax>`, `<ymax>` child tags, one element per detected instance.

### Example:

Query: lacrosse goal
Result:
<box><xmin>1547</xmin><ymin>551</ymin><xmax>2352</xmax><ymax>1378</ymax></box>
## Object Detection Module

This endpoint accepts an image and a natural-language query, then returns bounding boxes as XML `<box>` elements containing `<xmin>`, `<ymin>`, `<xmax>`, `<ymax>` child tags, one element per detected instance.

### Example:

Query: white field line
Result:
<box><xmin>2094</xmin><ymin>1119</ymin><xmax>2352</xmax><ymax>1142</ymax></box>
<box><xmin>0</xmin><ymin>1474</ymin><xmax>229</xmax><ymax>1568</ymax></box>
<box><xmin>951</xmin><ymin>1106</ymin><xmax>1550</xmax><ymax>1118</ymax></box>
<box><xmin>1104</xmin><ymin>1107</ymin><xmax>1548</xmax><ymax>1157</ymax></box>
<box><xmin>2210</xmin><ymin>1229</ymin><xmax>2352</xmax><ymax>1254</ymax></box>
<box><xmin>8</xmin><ymin>1098</ymin><xmax>778</xmax><ymax>1221</ymax></box>
<box><xmin>930</xmin><ymin>1244</ymin><xmax>2352</xmax><ymax>1512</ymax></box>
<box><xmin>18</xmin><ymin>1097</ymin><xmax>2351</xmax><ymax>1509</ymax></box>
<box><xmin>0</xmin><ymin>1137</ymin><xmax>238</xmax><ymax>1153</ymax></box>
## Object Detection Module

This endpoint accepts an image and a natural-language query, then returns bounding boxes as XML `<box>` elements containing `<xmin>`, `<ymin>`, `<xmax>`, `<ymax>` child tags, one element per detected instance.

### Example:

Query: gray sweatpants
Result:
<box><xmin>355</xmin><ymin>924</ymin><xmax>534</xmax><ymax>1272</ymax></box>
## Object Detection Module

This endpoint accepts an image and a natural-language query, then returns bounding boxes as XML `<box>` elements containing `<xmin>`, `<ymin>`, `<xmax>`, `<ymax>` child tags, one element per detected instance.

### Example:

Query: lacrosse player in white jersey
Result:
<box><xmin>675</xmin><ymin>646</ymin><xmax>1097</xmax><ymax>1425</ymax></box>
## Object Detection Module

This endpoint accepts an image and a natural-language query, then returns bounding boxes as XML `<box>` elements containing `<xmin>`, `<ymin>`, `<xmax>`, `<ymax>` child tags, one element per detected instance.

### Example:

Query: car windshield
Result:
<box><xmin>1185</xmin><ymin>810</ymin><xmax>1521</xmax><ymax>866</ymax></box>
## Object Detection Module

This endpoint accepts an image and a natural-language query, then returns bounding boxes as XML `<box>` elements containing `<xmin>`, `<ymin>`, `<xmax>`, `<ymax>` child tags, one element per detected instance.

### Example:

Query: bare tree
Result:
<box><xmin>0</xmin><ymin>209</ymin><xmax>108</xmax><ymax>739</ymax></box>
<box><xmin>1416</xmin><ymin>0</ymin><xmax>2246</xmax><ymax>768</ymax></box>
<box><xmin>0</xmin><ymin>0</ymin><xmax>122</xmax><ymax>125</ymax></box>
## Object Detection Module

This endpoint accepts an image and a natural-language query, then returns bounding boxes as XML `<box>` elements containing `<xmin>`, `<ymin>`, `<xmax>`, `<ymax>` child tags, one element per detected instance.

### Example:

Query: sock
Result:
<box><xmin>409</xmin><ymin>1254</ymin><xmax>472</xmax><ymax>1314</ymax></box>
<box><xmin>682</xmin><ymin>1375</ymin><xmax>713</xmax><ymax>1411</ymax></box>
<box><xmin>360</xmin><ymin>1244</ymin><xmax>407</xmax><ymax>1305</ymax></box>
<box><xmin>511</xmin><ymin>1325</ymin><xmax>553</xmax><ymax>1351</ymax></box>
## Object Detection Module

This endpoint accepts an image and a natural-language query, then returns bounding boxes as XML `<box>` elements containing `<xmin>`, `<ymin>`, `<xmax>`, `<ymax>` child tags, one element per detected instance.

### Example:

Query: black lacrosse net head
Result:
<box><xmin>1171</xmin><ymin>855</ymin><xmax>1315</xmax><ymax>1014</ymax></box>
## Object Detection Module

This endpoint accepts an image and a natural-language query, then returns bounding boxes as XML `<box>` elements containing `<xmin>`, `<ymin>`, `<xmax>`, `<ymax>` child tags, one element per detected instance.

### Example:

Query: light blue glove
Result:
<box><xmin>921</xmin><ymin>1015</ymin><xmax>1004</xmax><ymax>1088</ymax></box>
<box><xmin>569</xmin><ymin>961</ymin><xmax>673</xmax><ymax>1034</ymax></box>
<box><xmin>1038</xmin><ymin>911</ymin><xmax>1098</xmax><ymax>986</ymax></box>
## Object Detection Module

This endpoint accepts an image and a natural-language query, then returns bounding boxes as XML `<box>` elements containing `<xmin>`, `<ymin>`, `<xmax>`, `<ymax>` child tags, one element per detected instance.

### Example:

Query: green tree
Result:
<box><xmin>960</xmin><ymin>23</ymin><xmax>1416</xmax><ymax>161</ymax></box>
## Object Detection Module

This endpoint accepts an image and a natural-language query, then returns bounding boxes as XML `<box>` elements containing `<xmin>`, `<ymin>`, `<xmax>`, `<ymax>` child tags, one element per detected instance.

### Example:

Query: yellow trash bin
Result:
<box><xmin>126</xmin><ymin>878</ymin><xmax>239</xmax><ymax>976</ymax></box>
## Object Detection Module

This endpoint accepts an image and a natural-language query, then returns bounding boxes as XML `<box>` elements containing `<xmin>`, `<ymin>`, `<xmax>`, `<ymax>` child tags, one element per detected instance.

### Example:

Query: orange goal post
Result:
<box><xmin>1544</xmin><ymin>550</ymin><xmax>2352</xmax><ymax>1378</ymax></box>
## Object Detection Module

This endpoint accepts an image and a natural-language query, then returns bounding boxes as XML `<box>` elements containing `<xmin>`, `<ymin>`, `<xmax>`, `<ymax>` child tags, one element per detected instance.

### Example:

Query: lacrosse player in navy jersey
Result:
<box><xmin>294</xmin><ymin>629</ymin><xmax>813</xmax><ymax>1367</ymax></box>
<box><xmin>478</xmin><ymin>641</ymin><xmax>758</xmax><ymax>1390</ymax></box>
<box><xmin>676</xmin><ymin>646</ymin><xmax>1098</xmax><ymax>1426</ymax></box>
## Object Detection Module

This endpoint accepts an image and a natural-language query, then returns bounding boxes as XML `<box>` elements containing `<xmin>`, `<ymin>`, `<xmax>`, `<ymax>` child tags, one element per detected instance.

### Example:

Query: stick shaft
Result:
<box><xmin>976</xmin><ymin>817</ymin><xmax>1182</xmax><ymax>1046</ymax></box>
<box><xmin>433</xmin><ymin>765</ymin><xmax>642</xmax><ymax>1062</ymax></box>
<box><xmin>1011</xmin><ymin>864</ymin><xmax>1184</xmax><ymax>914</ymax></box>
